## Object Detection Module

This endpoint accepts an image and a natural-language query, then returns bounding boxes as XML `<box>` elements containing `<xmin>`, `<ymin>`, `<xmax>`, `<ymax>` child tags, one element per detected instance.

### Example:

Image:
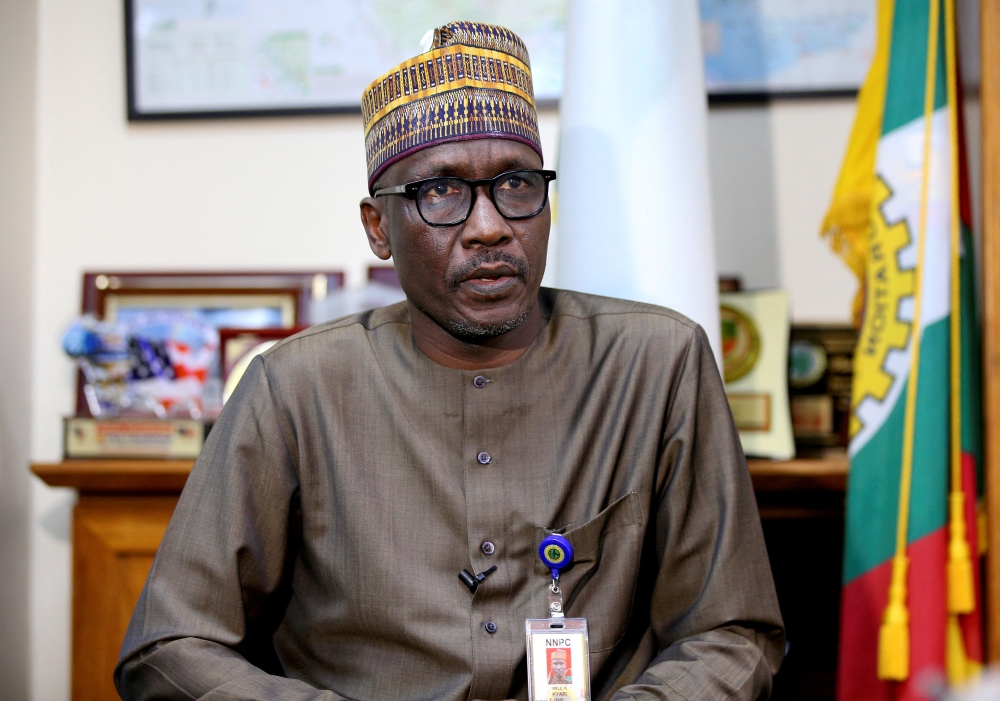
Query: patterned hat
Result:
<box><xmin>361</xmin><ymin>21</ymin><xmax>543</xmax><ymax>193</ymax></box>
<box><xmin>550</xmin><ymin>649</ymin><xmax>568</xmax><ymax>662</ymax></box>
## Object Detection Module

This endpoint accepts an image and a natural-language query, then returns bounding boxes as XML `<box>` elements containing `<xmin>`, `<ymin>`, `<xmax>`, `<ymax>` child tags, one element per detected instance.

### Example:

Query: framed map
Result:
<box><xmin>125</xmin><ymin>0</ymin><xmax>566</xmax><ymax>119</ymax></box>
<box><xmin>701</xmin><ymin>0</ymin><xmax>876</xmax><ymax>99</ymax></box>
<box><xmin>124</xmin><ymin>0</ymin><xmax>874</xmax><ymax>119</ymax></box>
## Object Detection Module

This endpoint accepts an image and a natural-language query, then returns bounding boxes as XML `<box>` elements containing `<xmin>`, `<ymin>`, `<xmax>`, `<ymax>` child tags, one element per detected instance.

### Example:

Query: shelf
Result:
<box><xmin>31</xmin><ymin>459</ymin><xmax>194</xmax><ymax>493</ymax></box>
<box><xmin>747</xmin><ymin>450</ymin><xmax>848</xmax><ymax>492</ymax></box>
<box><xmin>32</xmin><ymin>452</ymin><xmax>849</xmax><ymax>495</ymax></box>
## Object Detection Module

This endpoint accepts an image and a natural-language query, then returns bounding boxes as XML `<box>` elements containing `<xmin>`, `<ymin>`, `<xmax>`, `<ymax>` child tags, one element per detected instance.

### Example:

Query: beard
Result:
<box><xmin>442</xmin><ymin>303</ymin><xmax>533</xmax><ymax>340</ymax></box>
<box><xmin>437</xmin><ymin>249</ymin><xmax>533</xmax><ymax>340</ymax></box>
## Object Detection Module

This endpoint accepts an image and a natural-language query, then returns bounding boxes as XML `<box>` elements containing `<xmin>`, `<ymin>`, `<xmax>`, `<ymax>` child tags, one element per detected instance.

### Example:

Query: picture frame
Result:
<box><xmin>219</xmin><ymin>327</ymin><xmax>307</xmax><ymax>381</ymax></box>
<box><xmin>124</xmin><ymin>0</ymin><xmax>874</xmax><ymax>121</ymax></box>
<box><xmin>123</xmin><ymin>0</ymin><xmax>565</xmax><ymax>120</ymax></box>
<box><xmin>219</xmin><ymin>327</ymin><xmax>307</xmax><ymax>403</ymax></box>
<box><xmin>82</xmin><ymin>271</ymin><xmax>343</xmax><ymax>325</ymax></box>
<box><xmin>700</xmin><ymin>0</ymin><xmax>876</xmax><ymax>103</ymax></box>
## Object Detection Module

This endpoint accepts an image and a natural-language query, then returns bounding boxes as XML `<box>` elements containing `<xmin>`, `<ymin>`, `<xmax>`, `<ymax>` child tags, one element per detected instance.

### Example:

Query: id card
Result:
<box><xmin>525</xmin><ymin>618</ymin><xmax>590</xmax><ymax>701</ymax></box>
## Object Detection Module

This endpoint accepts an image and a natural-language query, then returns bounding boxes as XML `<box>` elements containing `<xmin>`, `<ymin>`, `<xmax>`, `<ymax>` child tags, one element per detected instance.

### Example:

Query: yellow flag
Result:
<box><xmin>819</xmin><ymin>0</ymin><xmax>894</xmax><ymax>324</ymax></box>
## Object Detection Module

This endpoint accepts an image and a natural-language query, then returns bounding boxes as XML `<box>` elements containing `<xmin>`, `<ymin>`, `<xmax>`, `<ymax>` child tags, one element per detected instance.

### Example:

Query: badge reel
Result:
<box><xmin>526</xmin><ymin>534</ymin><xmax>591</xmax><ymax>701</ymax></box>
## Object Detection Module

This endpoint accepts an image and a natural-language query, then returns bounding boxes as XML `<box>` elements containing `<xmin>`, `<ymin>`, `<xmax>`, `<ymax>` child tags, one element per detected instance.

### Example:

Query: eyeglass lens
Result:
<box><xmin>416</xmin><ymin>171</ymin><xmax>548</xmax><ymax>225</ymax></box>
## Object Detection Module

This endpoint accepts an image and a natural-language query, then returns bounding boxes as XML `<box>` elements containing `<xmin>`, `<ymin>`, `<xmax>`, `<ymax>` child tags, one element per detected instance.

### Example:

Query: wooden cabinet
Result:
<box><xmin>32</xmin><ymin>461</ymin><xmax>189</xmax><ymax>701</ymax></box>
<box><xmin>72</xmin><ymin>496</ymin><xmax>177</xmax><ymax>701</ymax></box>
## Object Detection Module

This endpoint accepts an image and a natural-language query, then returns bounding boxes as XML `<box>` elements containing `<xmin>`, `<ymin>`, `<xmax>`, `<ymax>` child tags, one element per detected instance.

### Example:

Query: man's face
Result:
<box><xmin>550</xmin><ymin>658</ymin><xmax>566</xmax><ymax>679</ymax></box>
<box><xmin>361</xmin><ymin>138</ymin><xmax>550</xmax><ymax>340</ymax></box>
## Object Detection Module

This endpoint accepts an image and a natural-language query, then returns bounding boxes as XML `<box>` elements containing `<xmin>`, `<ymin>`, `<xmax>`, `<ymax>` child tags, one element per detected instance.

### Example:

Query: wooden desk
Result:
<box><xmin>32</xmin><ymin>455</ymin><xmax>847</xmax><ymax>701</ymax></box>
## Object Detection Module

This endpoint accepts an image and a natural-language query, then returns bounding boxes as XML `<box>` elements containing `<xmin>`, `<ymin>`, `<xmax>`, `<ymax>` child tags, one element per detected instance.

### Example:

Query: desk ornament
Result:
<box><xmin>64</xmin><ymin>313</ymin><xmax>218</xmax><ymax>419</ymax></box>
<box><xmin>62</xmin><ymin>313</ymin><xmax>217</xmax><ymax>458</ymax></box>
<box><xmin>526</xmin><ymin>533</ymin><xmax>591</xmax><ymax>701</ymax></box>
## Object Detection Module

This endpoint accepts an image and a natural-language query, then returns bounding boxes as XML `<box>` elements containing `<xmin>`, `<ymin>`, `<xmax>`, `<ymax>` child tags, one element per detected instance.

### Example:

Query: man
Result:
<box><xmin>116</xmin><ymin>21</ymin><xmax>783</xmax><ymax>701</ymax></box>
<box><xmin>548</xmin><ymin>650</ymin><xmax>571</xmax><ymax>685</ymax></box>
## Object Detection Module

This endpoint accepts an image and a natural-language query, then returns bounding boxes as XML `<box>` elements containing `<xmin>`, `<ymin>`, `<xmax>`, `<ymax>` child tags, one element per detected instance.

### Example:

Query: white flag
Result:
<box><xmin>556</xmin><ymin>0</ymin><xmax>721</xmax><ymax>365</ymax></box>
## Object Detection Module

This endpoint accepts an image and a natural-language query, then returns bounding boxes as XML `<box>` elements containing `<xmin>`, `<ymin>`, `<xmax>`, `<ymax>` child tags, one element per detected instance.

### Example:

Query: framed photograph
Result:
<box><xmin>124</xmin><ymin>0</ymin><xmax>565</xmax><ymax>120</ymax></box>
<box><xmin>219</xmin><ymin>327</ymin><xmax>306</xmax><ymax>403</ymax></box>
<box><xmin>75</xmin><ymin>271</ymin><xmax>343</xmax><ymax>416</ymax></box>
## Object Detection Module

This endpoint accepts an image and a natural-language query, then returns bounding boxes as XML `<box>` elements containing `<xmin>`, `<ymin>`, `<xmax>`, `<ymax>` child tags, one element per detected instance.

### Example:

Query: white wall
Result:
<box><xmin>11</xmin><ymin>1</ymin><xmax>869</xmax><ymax>699</ymax></box>
<box><xmin>709</xmin><ymin>99</ymin><xmax>860</xmax><ymax>321</ymax></box>
<box><xmin>768</xmin><ymin>100</ymin><xmax>860</xmax><ymax>321</ymax></box>
<box><xmin>0</xmin><ymin>0</ymin><xmax>38</xmax><ymax>699</ymax></box>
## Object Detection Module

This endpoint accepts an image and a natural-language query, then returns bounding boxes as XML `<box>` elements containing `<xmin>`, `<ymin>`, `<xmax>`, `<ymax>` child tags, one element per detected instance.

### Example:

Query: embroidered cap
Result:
<box><xmin>361</xmin><ymin>21</ymin><xmax>543</xmax><ymax>193</ymax></box>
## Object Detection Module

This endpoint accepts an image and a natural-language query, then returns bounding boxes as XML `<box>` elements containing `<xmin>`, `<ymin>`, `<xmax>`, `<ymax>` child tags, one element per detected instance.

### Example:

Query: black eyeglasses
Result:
<box><xmin>373</xmin><ymin>169</ymin><xmax>557</xmax><ymax>227</ymax></box>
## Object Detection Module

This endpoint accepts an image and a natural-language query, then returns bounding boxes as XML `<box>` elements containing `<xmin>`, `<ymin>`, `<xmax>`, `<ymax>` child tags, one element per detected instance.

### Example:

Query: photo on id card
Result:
<box><xmin>525</xmin><ymin>618</ymin><xmax>590</xmax><ymax>701</ymax></box>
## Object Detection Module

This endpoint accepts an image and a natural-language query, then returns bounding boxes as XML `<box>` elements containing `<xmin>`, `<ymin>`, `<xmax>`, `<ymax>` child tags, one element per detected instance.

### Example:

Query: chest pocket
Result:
<box><xmin>534</xmin><ymin>492</ymin><xmax>644</xmax><ymax>653</ymax></box>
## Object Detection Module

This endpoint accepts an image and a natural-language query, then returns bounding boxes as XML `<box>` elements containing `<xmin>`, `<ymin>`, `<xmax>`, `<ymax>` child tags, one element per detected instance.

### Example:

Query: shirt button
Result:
<box><xmin>484</xmin><ymin>621</ymin><xmax>498</xmax><ymax>634</ymax></box>
<box><xmin>481</xmin><ymin>541</ymin><xmax>495</xmax><ymax>555</ymax></box>
<box><xmin>477</xmin><ymin>451</ymin><xmax>491</xmax><ymax>465</ymax></box>
<box><xmin>473</xmin><ymin>375</ymin><xmax>487</xmax><ymax>388</ymax></box>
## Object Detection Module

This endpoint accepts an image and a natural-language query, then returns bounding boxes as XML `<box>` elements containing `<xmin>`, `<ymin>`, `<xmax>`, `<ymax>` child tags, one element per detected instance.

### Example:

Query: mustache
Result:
<box><xmin>449</xmin><ymin>249</ymin><xmax>529</xmax><ymax>288</ymax></box>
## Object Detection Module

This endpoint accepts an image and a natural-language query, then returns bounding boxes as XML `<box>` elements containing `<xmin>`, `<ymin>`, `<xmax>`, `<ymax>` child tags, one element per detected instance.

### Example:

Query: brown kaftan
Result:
<box><xmin>116</xmin><ymin>289</ymin><xmax>784</xmax><ymax>701</ymax></box>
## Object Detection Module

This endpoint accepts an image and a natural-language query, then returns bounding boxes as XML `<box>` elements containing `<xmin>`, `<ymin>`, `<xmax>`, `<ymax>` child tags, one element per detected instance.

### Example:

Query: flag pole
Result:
<box><xmin>877</xmin><ymin>0</ymin><xmax>941</xmax><ymax>681</ymax></box>
<box><xmin>943</xmin><ymin>0</ymin><xmax>982</xmax><ymax>683</ymax></box>
<box><xmin>944</xmin><ymin>0</ymin><xmax>976</xmax><ymax>619</ymax></box>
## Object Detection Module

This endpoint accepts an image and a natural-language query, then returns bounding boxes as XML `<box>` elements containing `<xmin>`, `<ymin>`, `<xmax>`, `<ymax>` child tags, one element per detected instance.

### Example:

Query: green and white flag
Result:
<box><xmin>824</xmin><ymin>0</ymin><xmax>984</xmax><ymax>697</ymax></box>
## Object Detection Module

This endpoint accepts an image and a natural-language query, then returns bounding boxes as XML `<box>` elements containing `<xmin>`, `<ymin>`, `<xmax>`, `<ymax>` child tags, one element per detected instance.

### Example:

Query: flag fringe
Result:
<box><xmin>946</xmin><ymin>614</ymin><xmax>983</xmax><ymax>684</ymax></box>
<box><xmin>947</xmin><ymin>493</ymin><xmax>975</xmax><ymax>613</ymax></box>
<box><xmin>878</xmin><ymin>554</ymin><xmax>911</xmax><ymax>680</ymax></box>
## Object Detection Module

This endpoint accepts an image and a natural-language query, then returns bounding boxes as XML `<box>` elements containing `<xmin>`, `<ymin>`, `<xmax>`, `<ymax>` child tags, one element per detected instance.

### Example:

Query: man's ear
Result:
<box><xmin>360</xmin><ymin>196</ymin><xmax>392</xmax><ymax>260</ymax></box>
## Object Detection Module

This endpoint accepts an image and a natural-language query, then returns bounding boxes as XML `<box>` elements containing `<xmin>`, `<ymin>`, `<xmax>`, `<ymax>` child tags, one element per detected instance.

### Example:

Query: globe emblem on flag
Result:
<box><xmin>720</xmin><ymin>305</ymin><xmax>761</xmax><ymax>383</ymax></box>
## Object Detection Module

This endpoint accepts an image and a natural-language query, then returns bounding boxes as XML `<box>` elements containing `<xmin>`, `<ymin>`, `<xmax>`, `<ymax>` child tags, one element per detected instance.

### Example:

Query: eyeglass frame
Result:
<box><xmin>372</xmin><ymin>169</ymin><xmax>557</xmax><ymax>227</ymax></box>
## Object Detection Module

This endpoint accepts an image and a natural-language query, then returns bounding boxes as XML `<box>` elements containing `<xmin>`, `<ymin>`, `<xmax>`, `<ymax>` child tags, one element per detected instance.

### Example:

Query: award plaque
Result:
<box><xmin>720</xmin><ymin>289</ymin><xmax>795</xmax><ymax>460</ymax></box>
<box><xmin>788</xmin><ymin>325</ymin><xmax>858</xmax><ymax>450</ymax></box>
<box><xmin>64</xmin><ymin>417</ymin><xmax>206</xmax><ymax>459</ymax></box>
